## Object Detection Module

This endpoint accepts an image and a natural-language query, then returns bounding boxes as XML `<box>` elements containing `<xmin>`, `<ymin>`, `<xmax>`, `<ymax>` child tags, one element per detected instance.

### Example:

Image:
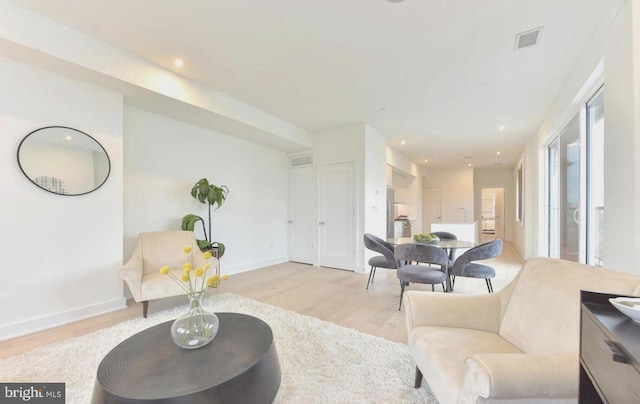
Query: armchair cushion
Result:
<box><xmin>409</xmin><ymin>326</ymin><xmax>522</xmax><ymax>404</ymax></box>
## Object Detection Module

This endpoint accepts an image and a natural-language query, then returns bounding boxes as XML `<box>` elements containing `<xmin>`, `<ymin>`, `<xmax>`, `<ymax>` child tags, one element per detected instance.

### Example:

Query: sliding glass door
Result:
<box><xmin>549</xmin><ymin>115</ymin><xmax>580</xmax><ymax>261</ymax></box>
<box><xmin>548</xmin><ymin>86</ymin><xmax>604</xmax><ymax>265</ymax></box>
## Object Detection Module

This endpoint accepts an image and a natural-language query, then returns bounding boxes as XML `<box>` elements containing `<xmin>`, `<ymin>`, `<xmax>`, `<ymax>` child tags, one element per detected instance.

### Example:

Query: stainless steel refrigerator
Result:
<box><xmin>386</xmin><ymin>187</ymin><xmax>395</xmax><ymax>239</ymax></box>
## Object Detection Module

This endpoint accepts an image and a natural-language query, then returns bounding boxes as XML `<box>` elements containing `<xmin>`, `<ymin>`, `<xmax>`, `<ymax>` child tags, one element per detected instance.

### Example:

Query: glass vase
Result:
<box><xmin>171</xmin><ymin>292</ymin><xmax>219</xmax><ymax>349</ymax></box>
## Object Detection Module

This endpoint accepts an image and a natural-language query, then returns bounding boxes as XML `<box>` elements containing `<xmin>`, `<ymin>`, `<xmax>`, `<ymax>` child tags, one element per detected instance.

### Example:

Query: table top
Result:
<box><xmin>388</xmin><ymin>237</ymin><xmax>476</xmax><ymax>249</ymax></box>
<box><xmin>95</xmin><ymin>312</ymin><xmax>279</xmax><ymax>402</ymax></box>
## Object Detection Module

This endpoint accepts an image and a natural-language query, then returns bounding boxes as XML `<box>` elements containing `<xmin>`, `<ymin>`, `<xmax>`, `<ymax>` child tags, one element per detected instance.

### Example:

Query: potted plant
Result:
<box><xmin>181</xmin><ymin>178</ymin><xmax>229</xmax><ymax>257</ymax></box>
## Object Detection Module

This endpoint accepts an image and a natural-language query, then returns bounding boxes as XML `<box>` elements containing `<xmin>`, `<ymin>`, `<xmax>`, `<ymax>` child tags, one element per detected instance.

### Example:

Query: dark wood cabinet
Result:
<box><xmin>580</xmin><ymin>291</ymin><xmax>640</xmax><ymax>403</ymax></box>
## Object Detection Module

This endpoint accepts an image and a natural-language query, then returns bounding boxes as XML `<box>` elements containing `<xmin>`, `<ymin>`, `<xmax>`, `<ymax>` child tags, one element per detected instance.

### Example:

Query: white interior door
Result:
<box><xmin>288</xmin><ymin>167</ymin><xmax>314</xmax><ymax>264</ymax></box>
<box><xmin>495</xmin><ymin>189</ymin><xmax>505</xmax><ymax>239</ymax></box>
<box><xmin>317</xmin><ymin>162</ymin><xmax>355</xmax><ymax>270</ymax></box>
<box><xmin>422</xmin><ymin>187</ymin><xmax>442</xmax><ymax>232</ymax></box>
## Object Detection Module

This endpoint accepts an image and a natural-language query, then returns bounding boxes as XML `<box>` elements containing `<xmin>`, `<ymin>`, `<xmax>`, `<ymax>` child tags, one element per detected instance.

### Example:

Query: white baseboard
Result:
<box><xmin>224</xmin><ymin>255</ymin><xmax>289</xmax><ymax>274</ymax></box>
<box><xmin>0</xmin><ymin>297</ymin><xmax>127</xmax><ymax>341</ymax></box>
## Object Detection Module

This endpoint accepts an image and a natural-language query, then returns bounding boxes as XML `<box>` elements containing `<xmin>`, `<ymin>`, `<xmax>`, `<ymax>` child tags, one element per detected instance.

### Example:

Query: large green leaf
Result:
<box><xmin>196</xmin><ymin>239</ymin><xmax>213</xmax><ymax>251</ymax></box>
<box><xmin>181</xmin><ymin>214</ymin><xmax>204</xmax><ymax>231</ymax></box>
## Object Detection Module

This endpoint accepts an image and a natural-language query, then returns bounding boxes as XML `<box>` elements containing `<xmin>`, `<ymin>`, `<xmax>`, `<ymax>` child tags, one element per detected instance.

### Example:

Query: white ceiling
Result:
<box><xmin>11</xmin><ymin>0</ymin><xmax>616</xmax><ymax>169</ymax></box>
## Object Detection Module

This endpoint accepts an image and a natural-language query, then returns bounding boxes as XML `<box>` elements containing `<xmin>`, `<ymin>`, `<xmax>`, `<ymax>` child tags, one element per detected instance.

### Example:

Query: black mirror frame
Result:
<box><xmin>16</xmin><ymin>126</ymin><xmax>111</xmax><ymax>196</ymax></box>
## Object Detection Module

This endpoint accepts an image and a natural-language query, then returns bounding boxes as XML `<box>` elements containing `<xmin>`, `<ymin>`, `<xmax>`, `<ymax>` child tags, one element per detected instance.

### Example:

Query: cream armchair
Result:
<box><xmin>119</xmin><ymin>230</ymin><xmax>218</xmax><ymax>317</ymax></box>
<box><xmin>403</xmin><ymin>257</ymin><xmax>640</xmax><ymax>404</ymax></box>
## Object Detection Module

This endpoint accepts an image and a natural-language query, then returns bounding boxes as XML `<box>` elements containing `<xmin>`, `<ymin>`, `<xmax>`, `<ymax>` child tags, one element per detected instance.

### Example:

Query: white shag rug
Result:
<box><xmin>0</xmin><ymin>294</ymin><xmax>437</xmax><ymax>403</ymax></box>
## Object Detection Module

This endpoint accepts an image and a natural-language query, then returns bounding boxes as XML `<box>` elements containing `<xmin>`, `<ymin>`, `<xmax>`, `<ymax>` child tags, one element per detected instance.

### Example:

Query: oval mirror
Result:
<box><xmin>17</xmin><ymin>126</ymin><xmax>111</xmax><ymax>196</ymax></box>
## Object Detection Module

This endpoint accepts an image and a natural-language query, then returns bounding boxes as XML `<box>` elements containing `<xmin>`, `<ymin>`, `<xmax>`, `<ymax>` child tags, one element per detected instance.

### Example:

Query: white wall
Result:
<box><xmin>123</xmin><ymin>107</ymin><xmax>289</xmax><ymax>274</ymax></box>
<box><xmin>522</xmin><ymin>1</ymin><xmax>639</xmax><ymax>271</ymax></box>
<box><xmin>473</xmin><ymin>168</ymin><xmax>515</xmax><ymax>242</ymax></box>
<box><xmin>0</xmin><ymin>58</ymin><xmax>125</xmax><ymax>339</ymax></box>
<box><xmin>423</xmin><ymin>168</ymin><xmax>474</xmax><ymax>224</ymax></box>
<box><xmin>363</xmin><ymin>126</ymin><xmax>388</xmax><ymax>266</ymax></box>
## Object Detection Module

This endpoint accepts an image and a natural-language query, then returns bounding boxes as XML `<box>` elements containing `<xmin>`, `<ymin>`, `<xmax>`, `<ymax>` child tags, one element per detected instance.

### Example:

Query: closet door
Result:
<box><xmin>317</xmin><ymin>162</ymin><xmax>355</xmax><ymax>270</ymax></box>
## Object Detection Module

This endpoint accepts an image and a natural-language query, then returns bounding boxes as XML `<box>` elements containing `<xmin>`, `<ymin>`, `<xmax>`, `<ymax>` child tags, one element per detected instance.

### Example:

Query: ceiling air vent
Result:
<box><xmin>515</xmin><ymin>27</ymin><xmax>542</xmax><ymax>50</ymax></box>
<box><xmin>290</xmin><ymin>154</ymin><xmax>312</xmax><ymax>168</ymax></box>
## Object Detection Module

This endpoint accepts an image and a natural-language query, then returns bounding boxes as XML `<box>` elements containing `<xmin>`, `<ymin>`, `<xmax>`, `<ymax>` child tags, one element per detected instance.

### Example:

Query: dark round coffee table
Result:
<box><xmin>92</xmin><ymin>312</ymin><xmax>281</xmax><ymax>403</ymax></box>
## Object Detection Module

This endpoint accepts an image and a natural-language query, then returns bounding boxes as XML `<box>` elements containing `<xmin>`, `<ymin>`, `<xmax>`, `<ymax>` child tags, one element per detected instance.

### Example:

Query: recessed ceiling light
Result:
<box><xmin>467</xmin><ymin>163</ymin><xmax>472</xmax><ymax>167</ymax></box>
<box><xmin>174</xmin><ymin>58</ymin><xmax>184</xmax><ymax>68</ymax></box>
<box><xmin>499</xmin><ymin>125</ymin><xmax>505</xmax><ymax>131</ymax></box>
<box><xmin>65</xmin><ymin>135</ymin><xmax>72</xmax><ymax>140</ymax></box>
<box><xmin>401</xmin><ymin>140</ymin><xmax>406</xmax><ymax>145</ymax></box>
<box><xmin>496</xmin><ymin>151</ymin><xmax>501</xmax><ymax>155</ymax></box>
<box><xmin>424</xmin><ymin>159</ymin><xmax>428</xmax><ymax>163</ymax></box>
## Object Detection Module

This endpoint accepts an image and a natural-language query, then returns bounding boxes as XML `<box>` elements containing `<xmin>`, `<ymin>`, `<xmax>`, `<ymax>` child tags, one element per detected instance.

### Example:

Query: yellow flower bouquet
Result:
<box><xmin>159</xmin><ymin>246</ymin><xmax>228</xmax><ymax>349</ymax></box>
<box><xmin>159</xmin><ymin>246</ymin><xmax>228</xmax><ymax>295</ymax></box>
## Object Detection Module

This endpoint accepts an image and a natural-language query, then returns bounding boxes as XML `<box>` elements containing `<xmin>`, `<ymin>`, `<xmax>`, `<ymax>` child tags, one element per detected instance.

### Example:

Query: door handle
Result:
<box><xmin>318</xmin><ymin>221</ymin><xmax>326</xmax><ymax>225</ymax></box>
<box><xmin>287</xmin><ymin>220</ymin><xmax>293</xmax><ymax>224</ymax></box>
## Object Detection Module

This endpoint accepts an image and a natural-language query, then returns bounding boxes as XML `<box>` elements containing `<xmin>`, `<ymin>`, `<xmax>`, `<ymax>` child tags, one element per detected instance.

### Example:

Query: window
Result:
<box><xmin>547</xmin><ymin>86</ymin><xmax>604</xmax><ymax>265</ymax></box>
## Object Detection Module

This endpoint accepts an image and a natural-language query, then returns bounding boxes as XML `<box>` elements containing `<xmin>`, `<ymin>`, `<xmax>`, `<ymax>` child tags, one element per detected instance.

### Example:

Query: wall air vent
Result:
<box><xmin>515</xmin><ymin>27</ymin><xmax>542</xmax><ymax>50</ymax></box>
<box><xmin>290</xmin><ymin>154</ymin><xmax>313</xmax><ymax>168</ymax></box>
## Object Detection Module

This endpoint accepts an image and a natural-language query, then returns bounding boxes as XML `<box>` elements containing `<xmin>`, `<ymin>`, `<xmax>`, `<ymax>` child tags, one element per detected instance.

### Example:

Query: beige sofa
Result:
<box><xmin>403</xmin><ymin>257</ymin><xmax>640</xmax><ymax>403</ymax></box>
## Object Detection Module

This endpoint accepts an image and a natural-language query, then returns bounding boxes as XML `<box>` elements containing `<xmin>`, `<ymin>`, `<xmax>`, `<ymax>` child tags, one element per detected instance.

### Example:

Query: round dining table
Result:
<box><xmin>387</xmin><ymin>237</ymin><xmax>477</xmax><ymax>292</ymax></box>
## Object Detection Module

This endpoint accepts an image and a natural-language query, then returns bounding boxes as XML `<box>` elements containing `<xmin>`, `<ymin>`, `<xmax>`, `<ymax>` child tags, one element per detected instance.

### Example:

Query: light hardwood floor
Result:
<box><xmin>0</xmin><ymin>242</ymin><xmax>524</xmax><ymax>359</ymax></box>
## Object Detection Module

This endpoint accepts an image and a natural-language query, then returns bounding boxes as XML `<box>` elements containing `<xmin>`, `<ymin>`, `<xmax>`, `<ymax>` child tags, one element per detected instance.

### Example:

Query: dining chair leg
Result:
<box><xmin>398</xmin><ymin>280</ymin><xmax>406</xmax><ymax>311</ymax></box>
<box><xmin>414</xmin><ymin>366</ymin><xmax>423</xmax><ymax>388</ymax></box>
<box><xmin>486</xmin><ymin>279</ymin><xmax>494</xmax><ymax>293</ymax></box>
<box><xmin>142</xmin><ymin>301</ymin><xmax>149</xmax><ymax>318</ymax></box>
<box><xmin>431</xmin><ymin>284</ymin><xmax>434</xmax><ymax>292</ymax></box>
<box><xmin>366</xmin><ymin>266</ymin><xmax>377</xmax><ymax>289</ymax></box>
<box><xmin>442</xmin><ymin>283</ymin><xmax>446</xmax><ymax>292</ymax></box>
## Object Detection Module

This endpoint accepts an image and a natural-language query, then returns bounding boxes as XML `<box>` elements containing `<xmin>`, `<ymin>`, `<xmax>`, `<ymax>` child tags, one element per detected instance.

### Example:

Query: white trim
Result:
<box><xmin>0</xmin><ymin>298</ymin><xmax>126</xmax><ymax>341</ymax></box>
<box><xmin>224</xmin><ymin>256</ymin><xmax>289</xmax><ymax>274</ymax></box>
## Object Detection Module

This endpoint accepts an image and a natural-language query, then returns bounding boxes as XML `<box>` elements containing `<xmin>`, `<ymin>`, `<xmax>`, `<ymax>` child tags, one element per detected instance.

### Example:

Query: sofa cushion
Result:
<box><xmin>499</xmin><ymin>257</ymin><xmax>640</xmax><ymax>355</ymax></box>
<box><xmin>409</xmin><ymin>326</ymin><xmax>522</xmax><ymax>404</ymax></box>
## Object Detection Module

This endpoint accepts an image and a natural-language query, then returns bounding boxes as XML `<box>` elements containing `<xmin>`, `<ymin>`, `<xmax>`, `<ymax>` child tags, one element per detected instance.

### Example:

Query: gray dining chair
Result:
<box><xmin>395</xmin><ymin>243</ymin><xmax>449</xmax><ymax>310</ymax></box>
<box><xmin>429</xmin><ymin>231</ymin><xmax>457</xmax><ymax>262</ymax></box>
<box><xmin>450</xmin><ymin>239</ymin><xmax>503</xmax><ymax>293</ymax></box>
<box><xmin>363</xmin><ymin>233</ymin><xmax>399</xmax><ymax>289</ymax></box>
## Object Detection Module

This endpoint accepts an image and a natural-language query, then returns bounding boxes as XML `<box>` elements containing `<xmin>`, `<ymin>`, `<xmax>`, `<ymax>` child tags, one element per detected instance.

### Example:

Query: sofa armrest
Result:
<box><xmin>458</xmin><ymin>353</ymin><xmax>578</xmax><ymax>402</ymax></box>
<box><xmin>118</xmin><ymin>250</ymin><xmax>143</xmax><ymax>302</ymax></box>
<box><xmin>403</xmin><ymin>290</ymin><xmax>503</xmax><ymax>333</ymax></box>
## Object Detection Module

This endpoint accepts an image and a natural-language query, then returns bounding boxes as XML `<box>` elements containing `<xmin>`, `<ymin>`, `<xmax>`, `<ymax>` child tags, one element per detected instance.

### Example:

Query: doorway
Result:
<box><xmin>422</xmin><ymin>187</ymin><xmax>442</xmax><ymax>233</ymax></box>
<box><xmin>480</xmin><ymin>188</ymin><xmax>505</xmax><ymax>243</ymax></box>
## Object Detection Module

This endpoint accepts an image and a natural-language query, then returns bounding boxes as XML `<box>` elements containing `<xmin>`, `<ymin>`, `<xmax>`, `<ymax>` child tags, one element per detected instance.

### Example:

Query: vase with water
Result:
<box><xmin>171</xmin><ymin>292</ymin><xmax>219</xmax><ymax>349</ymax></box>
